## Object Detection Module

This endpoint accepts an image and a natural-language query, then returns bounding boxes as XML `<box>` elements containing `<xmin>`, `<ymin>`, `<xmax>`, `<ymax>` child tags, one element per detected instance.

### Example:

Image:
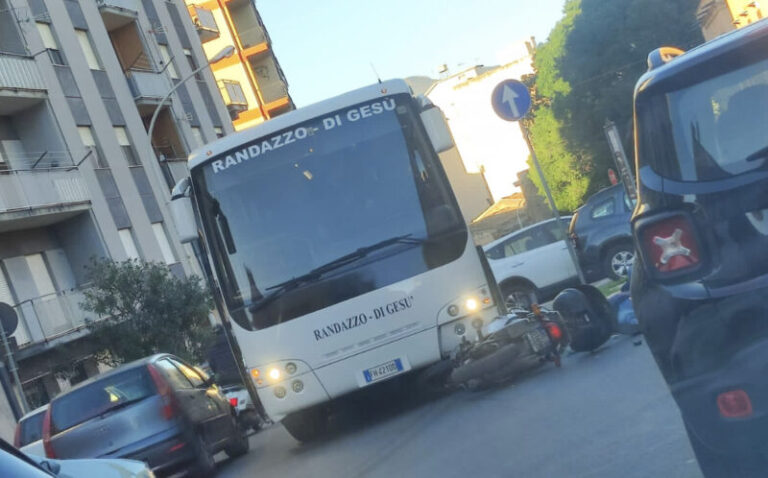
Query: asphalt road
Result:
<box><xmin>215</xmin><ymin>335</ymin><xmax>703</xmax><ymax>478</ymax></box>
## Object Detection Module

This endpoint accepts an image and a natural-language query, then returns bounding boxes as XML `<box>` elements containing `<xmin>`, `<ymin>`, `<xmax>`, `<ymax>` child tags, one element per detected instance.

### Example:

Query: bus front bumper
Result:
<box><xmin>258</xmin><ymin>326</ymin><xmax>442</xmax><ymax>421</ymax></box>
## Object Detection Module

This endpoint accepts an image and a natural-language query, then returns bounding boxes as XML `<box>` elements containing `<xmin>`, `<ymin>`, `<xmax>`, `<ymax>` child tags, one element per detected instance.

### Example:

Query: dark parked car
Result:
<box><xmin>569</xmin><ymin>184</ymin><xmax>634</xmax><ymax>280</ymax></box>
<box><xmin>41</xmin><ymin>354</ymin><xmax>249</xmax><ymax>477</ymax></box>
<box><xmin>631</xmin><ymin>22</ymin><xmax>768</xmax><ymax>478</ymax></box>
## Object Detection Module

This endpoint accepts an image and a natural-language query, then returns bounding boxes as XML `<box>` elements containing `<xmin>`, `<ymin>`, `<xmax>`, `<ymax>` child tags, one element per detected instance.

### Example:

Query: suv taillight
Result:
<box><xmin>639</xmin><ymin>214</ymin><xmax>701</xmax><ymax>274</ymax></box>
<box><xmin>148</xmin><ymin>364</ymin><xmax>179</xmax><ymax>420</ymax></box>
<box><xmin>42</xmin><ymin>407</ymin><xmax>56</xmax><ymax>458</ymax></box>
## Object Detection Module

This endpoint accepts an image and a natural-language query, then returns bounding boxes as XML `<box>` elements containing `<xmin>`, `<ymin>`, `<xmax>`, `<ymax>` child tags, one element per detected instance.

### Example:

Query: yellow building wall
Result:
<box><xmin>186</xmin><ymin>0</ymin><xmax>274</xmax><ymax>130</ymax></box>
<box><xmin>726</xmin><ymin>0</ymin><xmax>765</xmax><ymax>26</ymax></box>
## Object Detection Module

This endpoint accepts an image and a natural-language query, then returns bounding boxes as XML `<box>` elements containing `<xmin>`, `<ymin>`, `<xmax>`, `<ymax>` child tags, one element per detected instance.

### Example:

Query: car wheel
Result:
<box><xmin>224</xmin><ymin>417</ymin><xmax>250</xmax><ymax>458</ymax></box>
<box><xmin>281</xmin><ymin>405</ymin><xmax>328</xmax><ymax>443</ymax></box>
<box><xmin>502</xmin><ymin>283</ymin><xmax>538</xmax><ymax>311</ymax></box>
<box><xmin>603</xmin><ymin>244</ymin><xmax>634</xmax><ymax>280</ymax></box>
<box><xmin>686</xmin><ymin>424</ymin><xmax>768</xmax><ymax>478</ymax></box>
<box><xmin>191</xmin><ymin>433</ymin><xmax>216</xmax><ymax>477</ymax></box>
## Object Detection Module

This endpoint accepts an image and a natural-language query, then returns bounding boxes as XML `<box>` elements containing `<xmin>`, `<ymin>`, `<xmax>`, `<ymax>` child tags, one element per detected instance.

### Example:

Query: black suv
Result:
<box><xmin>569</xmin><ymin>184</ymin><xmax>634</xmax><ymax>280</ymax></box>
<box><xmin>630</xmin><ymin>22</ymin><xmax>768</xmax><ymax>478</ymax></box>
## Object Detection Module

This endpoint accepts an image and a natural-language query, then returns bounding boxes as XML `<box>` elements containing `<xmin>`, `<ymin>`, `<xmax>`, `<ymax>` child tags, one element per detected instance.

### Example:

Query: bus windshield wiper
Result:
<box><xmin>268</xmin><ymin>234</ymin><xmax>424</xmax><ymax>291</ymax></box>
<box><xmin>249</xmin><ymin>234</ymin><xmax>424</xmax><ymax>313</ymax></box>
<box><xmin>745</xmin><ymin>145</ymin><xmax>768</xmax><ymax>162</ymax></box>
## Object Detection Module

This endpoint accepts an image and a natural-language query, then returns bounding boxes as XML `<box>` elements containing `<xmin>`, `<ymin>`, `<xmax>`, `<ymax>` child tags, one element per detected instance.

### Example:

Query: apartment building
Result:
<box><xmin>0</xmin><ymin>0</ymin><xmax>234</xmax><ymax>412</ymax></box>
<box><xmin>185</xmin><ymin>0</ymin><xmax>293</xmax><ymax>130</ymax></box>
<box><xmin>698</xmin><ymin>0</ymin><xmax>765</xmax><ymax>40</ymax></box>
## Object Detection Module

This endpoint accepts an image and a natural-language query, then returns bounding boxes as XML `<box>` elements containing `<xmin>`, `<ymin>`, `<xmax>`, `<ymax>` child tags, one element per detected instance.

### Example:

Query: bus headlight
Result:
<box><xmin>268</xmin><ymin>368</ymin><xmax>281</xmax><ymax>381</ymax></box>
<box><xmin>465</xmin><ymin>298</ymin><xmax>479</xmax><ymax>312</ymax></box>
<box><xmin>292</xmin><ymin>380</ymin><xmax>304</xmax><ymax>393</ymax></box>
<box><xmin>274</xmin><ymin>386</ymin><xmax>287</xmax><ymax>399</ymax></box>
<box><xmin>448</xmin><ymin>304</ymin><xmax>460</xmax><ymax>317</ymax></box>
<box><xmin>454</xmin><ymin>322</ymin><xmax>466</xmax><ymax>336</ymax></box>
<box><xmin>285</xmin><ymin>362</ymin><xmax>298</xmax><ymax>375</ymax></box>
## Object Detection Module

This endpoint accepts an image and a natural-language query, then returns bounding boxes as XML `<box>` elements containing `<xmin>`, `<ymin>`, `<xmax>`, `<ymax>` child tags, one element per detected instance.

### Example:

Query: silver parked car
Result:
<box><xmin>41</xmin><ymin>354</ymin><xmax>249</xmax><ymax>477</ymax></box>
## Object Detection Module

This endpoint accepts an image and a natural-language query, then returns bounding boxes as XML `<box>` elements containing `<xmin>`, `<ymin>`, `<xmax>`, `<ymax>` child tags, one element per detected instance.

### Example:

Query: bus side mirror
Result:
<box><xmin>417</xmin><ymin>98</ymin><xmax>454</xmax><ymax>154</ymax></box>
<box><xmin>171</xmin><ymin>178</ymin><xmax>199</xmax><ymax>244</ymax></box>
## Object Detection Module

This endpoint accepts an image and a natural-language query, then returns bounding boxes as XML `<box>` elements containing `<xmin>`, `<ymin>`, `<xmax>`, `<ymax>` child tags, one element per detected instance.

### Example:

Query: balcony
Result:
<box><xmin>190</xmin><ymin>6</ymin><xmax>219</xmax><ymax>43</ymax></box>
<box><xmin>12</xmin><ymin>288</ymin><xmax>94</xmax><ymax>352</ymax></box>
<box><xmin>126</xmin><ymin>70</ymin><xmax>172</xmax><ymax>115</ymax></box>
<box><xmin>218</xmin><ymin>79</ymin><xmax>248</xmax><ymax>118</ymax></box>
<box><xmin>97</xmin><ymin>0</ymin><xmax>138</xmax><ymax>31</ymax></box>
<box><xmin>0</xmin><ymin>166</ymin><xmax>91</xmax><ymax>233</ymax></box>
<box><xmin>0</xmin><ymin>53</ymin><xmax>47</xmax><ymax>115</ymax></box>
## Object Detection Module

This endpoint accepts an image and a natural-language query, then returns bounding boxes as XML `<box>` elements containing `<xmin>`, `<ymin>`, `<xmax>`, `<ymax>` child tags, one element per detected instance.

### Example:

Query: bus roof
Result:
<box><xmin>188</xmin><ymin>78</ymin><xmax>412</xmax><ymax>170</ymax></box>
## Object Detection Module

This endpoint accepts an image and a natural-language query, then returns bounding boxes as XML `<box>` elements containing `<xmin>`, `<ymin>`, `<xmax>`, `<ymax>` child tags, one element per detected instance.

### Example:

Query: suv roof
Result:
<box><xmin>483</xmin><ymin>216</ymin><xmax>572</xmax><ymax>251</ymax></box>
<box><xmin>635</xmin><ymin>19</ymin><xmax>768</xmax><ymax>96</ymax></box>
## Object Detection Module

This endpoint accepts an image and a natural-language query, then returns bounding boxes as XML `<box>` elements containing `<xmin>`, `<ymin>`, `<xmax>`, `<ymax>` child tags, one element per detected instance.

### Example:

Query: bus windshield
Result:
<box><xmin>192</xmin><ymin>94</ymin><xmax>466</xmax><ymax>331</ymax></box>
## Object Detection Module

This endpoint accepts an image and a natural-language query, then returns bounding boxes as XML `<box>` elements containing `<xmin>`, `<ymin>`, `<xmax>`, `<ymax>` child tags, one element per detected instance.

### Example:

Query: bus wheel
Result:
<box><xmin>281</xmin><ymin>406</ymin><xmax>328</xmax><ymax>442</ymax></box>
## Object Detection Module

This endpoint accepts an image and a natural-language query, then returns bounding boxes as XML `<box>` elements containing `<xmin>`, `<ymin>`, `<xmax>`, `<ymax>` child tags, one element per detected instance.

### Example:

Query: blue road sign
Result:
<box><xmin>491</xmin><ymin>79</ymin><xmax>531</xmax><ymax>122</ymax></box>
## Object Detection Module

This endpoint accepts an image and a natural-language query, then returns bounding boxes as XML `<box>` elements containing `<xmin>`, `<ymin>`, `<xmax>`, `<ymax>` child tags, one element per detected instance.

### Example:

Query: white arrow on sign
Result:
<box><xmin>501</xmin><ymin>84</ymin><xmax>521</xmax><ymax>119</ymax></box>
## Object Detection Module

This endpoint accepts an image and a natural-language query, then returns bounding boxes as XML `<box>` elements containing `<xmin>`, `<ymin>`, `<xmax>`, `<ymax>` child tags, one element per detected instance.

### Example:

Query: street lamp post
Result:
<box><xmin>146</xmin><ymin>45</ymin><xmax>235</xmax><ymax>153</ymax></box>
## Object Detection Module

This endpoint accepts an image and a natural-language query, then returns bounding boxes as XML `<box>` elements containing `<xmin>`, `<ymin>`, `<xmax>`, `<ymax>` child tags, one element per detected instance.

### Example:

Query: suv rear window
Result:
<box><xmin>50</xmin><ymin>367</ymin><xmax>155</xmax><ymax>433</ymax></box>
<box><xmin>638</xmin><ymin>57</ymin><xmax>768</xmax><ymax>180</ymax></box>
<box><xmin>18</xmin><ymin>411</ymin><xmax>45</xmax><ymax>446</ymax></box>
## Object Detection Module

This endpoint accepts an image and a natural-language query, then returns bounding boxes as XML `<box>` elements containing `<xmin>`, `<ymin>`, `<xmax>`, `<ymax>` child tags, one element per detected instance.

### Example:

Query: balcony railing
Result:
<box><xmin>238</xmin><ymin>24</ymin><xmax>268</xmax><ymax>50</ymax></box>
<box><xmin>97</xmin><ymin>0</ymin><xmax>138</xmax><ymax>13</ymax></box>
<box><xmin>260</xmin><ymin>81</ymin><xmax>289</xmax><ymax>105</ymax></box>
<box><xmin>12</xmin><ymin>288</ymin><xmax>93</xmax><ymax>348</ymax></box>
<box><xmin>97</xmin><ymin>0</ymin><xmax>138</xmax><ymax>31</ymax></box>
<box><xmin>218</xmin><ymin>79</ymin><xmax>247</xmax><ymax>117</ymax></box>
<box><xmin>190</xmin><ymin>6</ymin><xmax>219</xmax><ymax>43</ymax></box>
<box><xmin>126</xmin><ymin>70</ymin><xmax>171</xmax><ymax>104</ymax></box>
<box><xmin>0</xmin><ymin>168</ymin><xmax>89</xmax><ymax>215</ymax></box>
<box><xmin>0</xmin><ymin>53</ymin><xmax>46</xmax><ymax>93</ymax></box>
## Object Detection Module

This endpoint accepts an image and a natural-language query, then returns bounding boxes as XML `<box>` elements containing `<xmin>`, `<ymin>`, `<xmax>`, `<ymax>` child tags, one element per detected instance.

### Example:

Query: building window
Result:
<box><xmin>214</xmin><ymin>127</ymin><xmax>224</xmax><ymax>139</ymax></box>
<box><xmin>78</xmin><ymin>126</ymin><xmax>108</xmax><ymax>168</ymax></box>
<box><xmin>114</xmin><ymin>127</ymin><xmax>140</xmax><ymax>166</ymax></box>
<box><xmin>184</xmin><ymin>48</ymin><xmax>201</xmax><ymax>80</ymax></box>
<box><xmin>191</xmin><ymin>127</ymin><xmax>204</xmax><ymax>148</ymax></box>
<box><xmin>159</xmin><ymin>45</ymin><xmax>179</xmax><ymax>80</ymax></box>
<box><xmin>36</xmin><ymin>22</ymin><xmax>65</xmax><ymax>65</ymax></box>
<box><xmin>152</xmin><ymin>223</ymin><xmax>175</xmax><ymax>264</ymax></box>
<box><xmin>75</xmin><ymin>29</ymin><xmax>101</xmax><ymax>70</ymax></box>
<box><xmin>118</xmin><ymin>228</ymin><xmax>141</xmax><ymax>260</ymax></box>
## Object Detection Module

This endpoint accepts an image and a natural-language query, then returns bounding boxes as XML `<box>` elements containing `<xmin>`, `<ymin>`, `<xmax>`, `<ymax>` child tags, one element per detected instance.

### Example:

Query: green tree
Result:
<box><xmin>81</xmin><ymin>258</ymin><xmax>214</xmax><ymax>366</ymax></box>
<box><xmin>525</xmin><ymin>0</ymin><xmax>703</xmax><ymax>210</ymax></box>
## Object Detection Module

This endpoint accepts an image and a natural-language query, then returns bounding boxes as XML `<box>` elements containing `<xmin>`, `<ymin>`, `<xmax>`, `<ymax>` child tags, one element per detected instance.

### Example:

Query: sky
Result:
<box><xmin>256</xmin><ymin>0</ymin><xmax>568</xmax><ymax>107</ymax></box>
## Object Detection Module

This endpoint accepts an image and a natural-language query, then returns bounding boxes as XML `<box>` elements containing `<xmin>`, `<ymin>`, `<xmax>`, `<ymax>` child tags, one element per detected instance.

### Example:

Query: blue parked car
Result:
<box><xmin>568</xmin><ymin>184</ymin><xmax>635</xmax><ymax>281</ymax></box>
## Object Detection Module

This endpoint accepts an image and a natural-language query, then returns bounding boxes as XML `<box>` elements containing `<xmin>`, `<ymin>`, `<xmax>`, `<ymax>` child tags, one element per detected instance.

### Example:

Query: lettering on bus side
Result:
<box><xmin>313</xmin><ymin>295</ymin><xmax>414</xmax><ymax>341</ymax></box>
<box><xmin>210</xmin><ymin>98</ymin><xmax>397</xmax><ymax>175</ymax></box>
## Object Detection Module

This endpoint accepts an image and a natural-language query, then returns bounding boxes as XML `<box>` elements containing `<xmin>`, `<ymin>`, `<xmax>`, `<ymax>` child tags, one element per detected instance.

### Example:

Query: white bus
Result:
<box><xmin>171</xmin><ymin>79</ymin><xmax>503</xmax><ymax>441</ymax></box>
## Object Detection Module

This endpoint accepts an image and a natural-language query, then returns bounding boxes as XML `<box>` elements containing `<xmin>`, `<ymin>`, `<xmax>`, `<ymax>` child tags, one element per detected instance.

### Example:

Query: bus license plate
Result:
<box><xmin>363</xmin><ymin>359</ymin><xmax>404</xmax><ymax>383</ymax></box>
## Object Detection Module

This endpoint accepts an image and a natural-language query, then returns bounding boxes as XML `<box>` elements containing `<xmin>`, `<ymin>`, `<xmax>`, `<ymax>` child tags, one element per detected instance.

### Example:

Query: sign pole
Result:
<box><xmin>520</xmin><ymin>124</ymin><xmax>586</xmax><ymax>285</ymax></box>
<box><xmin>491</xmin><ymin>79</ymin><xmax>586</xmax><ymax>285</ymax></box>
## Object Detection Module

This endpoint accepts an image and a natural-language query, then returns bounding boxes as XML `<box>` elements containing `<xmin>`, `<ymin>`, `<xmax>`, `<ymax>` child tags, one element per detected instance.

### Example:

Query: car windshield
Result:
<box><xmin>50</xmin><ymin>368</ymin><xmax>155</xmax><ymax>433</ymax></box>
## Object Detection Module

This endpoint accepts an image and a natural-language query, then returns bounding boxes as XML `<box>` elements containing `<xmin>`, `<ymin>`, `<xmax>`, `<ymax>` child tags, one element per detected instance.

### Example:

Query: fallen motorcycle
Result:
<box><xmin>448</xmin><ymin>305</ymin><xmax>569</xmax><ymax>388</ymax></box>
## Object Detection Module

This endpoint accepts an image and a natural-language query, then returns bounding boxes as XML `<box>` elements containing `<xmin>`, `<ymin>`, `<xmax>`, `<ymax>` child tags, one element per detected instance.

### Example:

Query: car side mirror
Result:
<box><xmin>171</xmin><ymin>177</ymin><xmax>198</xmax><ymax>244</ymax></box>
<box><xmin>416</xmin><ymin>96</ymin><xmax>454</xmax><ymax>154</ymax></box>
